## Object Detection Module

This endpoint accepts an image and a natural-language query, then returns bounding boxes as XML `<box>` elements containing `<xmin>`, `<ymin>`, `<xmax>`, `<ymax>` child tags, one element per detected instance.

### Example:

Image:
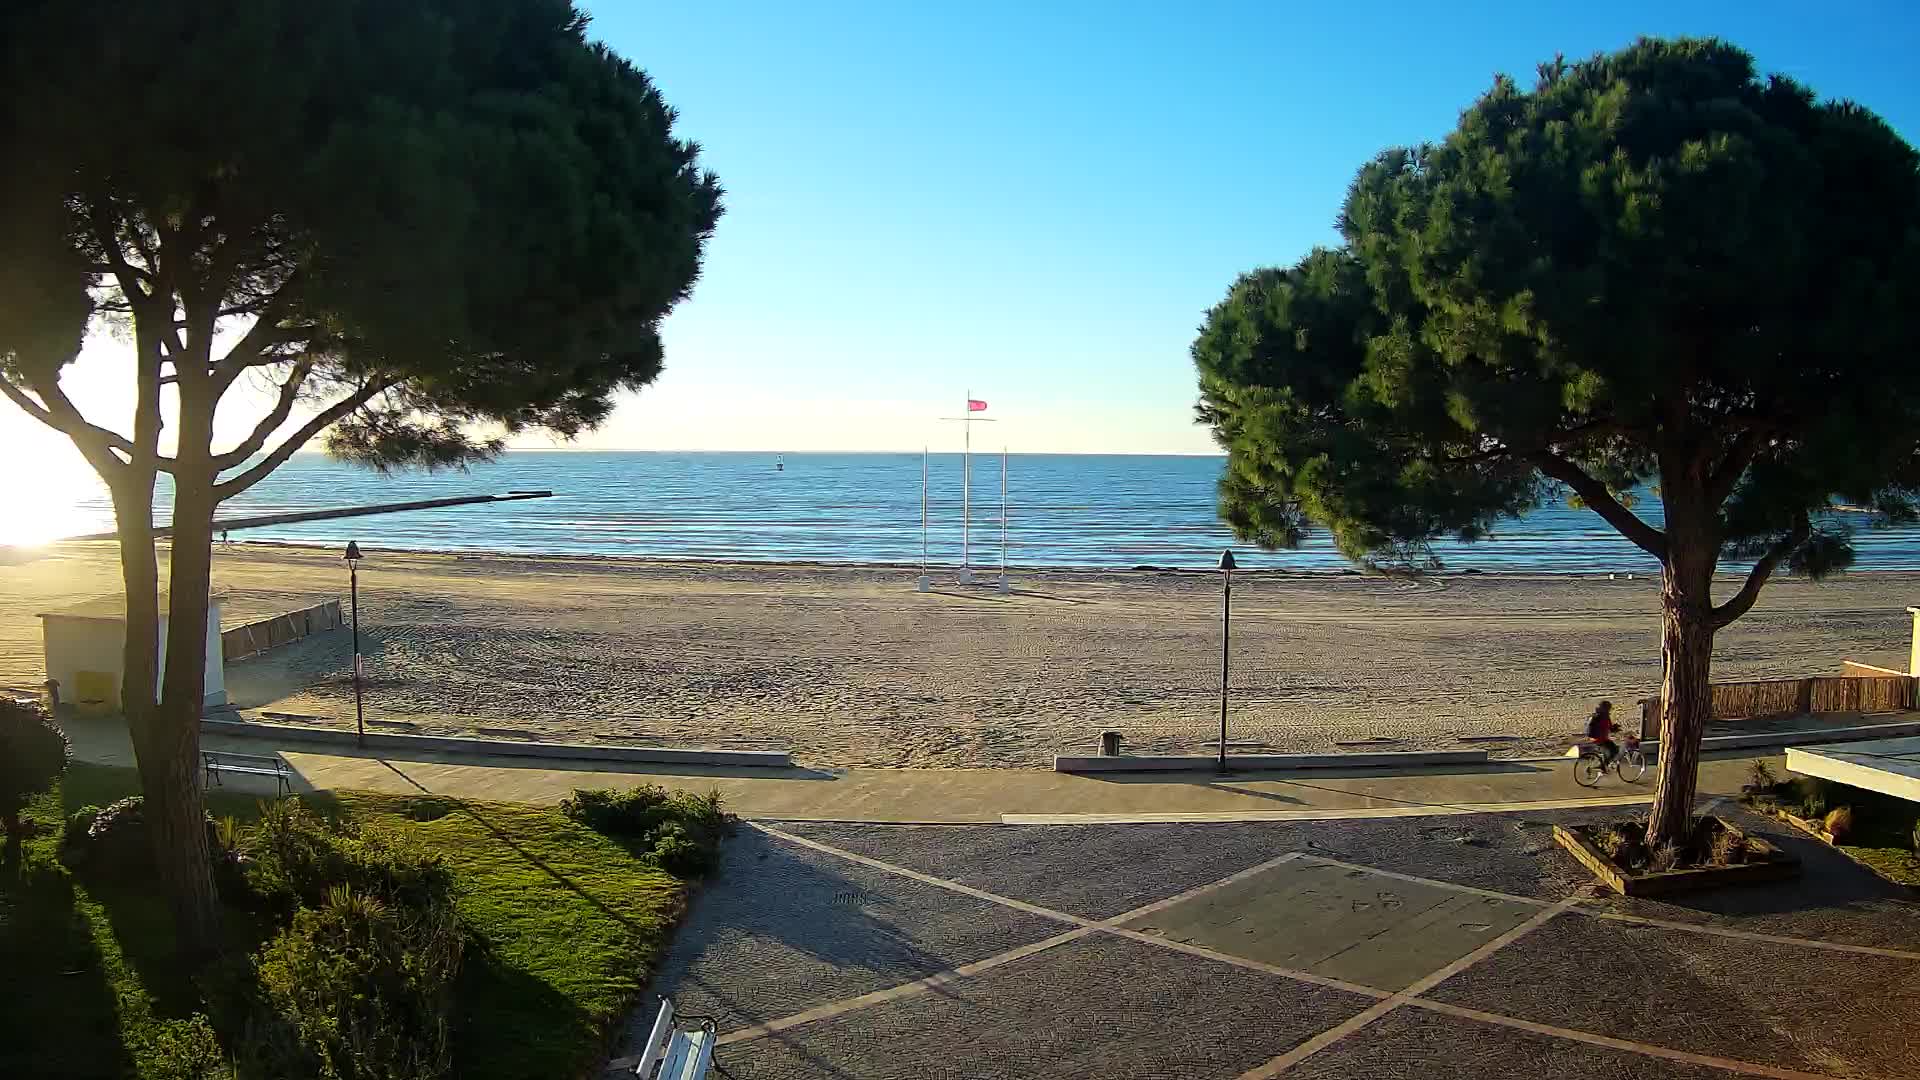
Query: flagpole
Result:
<box><xmin>916</xmin><ymin>448</ymin><xmax>931</xmax><ymax>591</ymax></box>
<box><xmin>960</xmin><ymin>390</ymin><xmax>972</xmax><ymax>584</ymax></box>
<box><xmin>997</xmin><ymin>445</ymin><xmax>1010</xmax><ymax>594</ymax></box>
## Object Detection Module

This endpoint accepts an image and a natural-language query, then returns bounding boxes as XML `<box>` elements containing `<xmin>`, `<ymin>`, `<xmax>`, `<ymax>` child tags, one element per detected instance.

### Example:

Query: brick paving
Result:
<box><xmin>625</xmin><ymin>803</ymin><xmax>1920</xmax><ymax>1079</ymax></box>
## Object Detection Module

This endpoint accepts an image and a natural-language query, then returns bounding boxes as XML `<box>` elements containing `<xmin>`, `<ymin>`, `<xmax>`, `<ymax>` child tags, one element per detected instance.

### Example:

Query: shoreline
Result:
<box><xmin>14</xmin><ymin>536</ymin><xmax>1903</xmax><ymax>583</ymax></box>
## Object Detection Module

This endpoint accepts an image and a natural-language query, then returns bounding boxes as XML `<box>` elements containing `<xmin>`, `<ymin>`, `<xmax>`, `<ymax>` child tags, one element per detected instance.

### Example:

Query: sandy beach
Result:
<box><xmin>2</xmin><ymin>541</ymin><xmax>1911</xmax><ymax>767</ymax></box>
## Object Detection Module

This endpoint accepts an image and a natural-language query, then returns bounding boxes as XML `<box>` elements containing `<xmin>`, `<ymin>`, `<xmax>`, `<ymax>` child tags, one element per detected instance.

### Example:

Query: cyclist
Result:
<box><xmin>1587</xmin><ymin>700</ymin><xmax>1619</xmax><ymax>772</ymax></box>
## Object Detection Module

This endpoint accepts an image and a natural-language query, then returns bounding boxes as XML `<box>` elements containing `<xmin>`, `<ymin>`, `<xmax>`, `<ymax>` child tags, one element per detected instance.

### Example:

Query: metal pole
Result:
<box><xmin>351</xmin><ymin>563</ymin><xmax>364</xmax><ymax>748</ymax></box>
<box><xmin>921</xmin><ymin>447</ymin><xmax>929</xmax><ymax>573</ymax></box>
<box><xmin>1000</xmin><ymin>446</ymin><xmax>1008</xmax><ymax>578</ymax></box>
<box><xmin>961</xmin><ymin>392</ymin><xmax>971</xmax><ymax>578</ymax></box>
<box><xmin>1219</xmin><ymin>569</ymin><xmax>1230</xmax><ymax>773</ymax></box>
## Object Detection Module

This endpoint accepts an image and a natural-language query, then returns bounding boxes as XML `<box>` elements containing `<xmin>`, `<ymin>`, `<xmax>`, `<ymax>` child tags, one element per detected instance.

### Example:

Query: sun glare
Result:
<box><xmin>0</xmin><ymin>433</ymin><xmax>111</xmax><ymax>547</ymax></box>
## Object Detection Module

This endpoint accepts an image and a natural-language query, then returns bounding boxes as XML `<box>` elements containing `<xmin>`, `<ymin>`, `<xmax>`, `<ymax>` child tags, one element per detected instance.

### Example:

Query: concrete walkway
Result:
<box><xmin>62</xmin><ymin>713</ymin><xmax>1777</xmax><ymax>823</ymax></box>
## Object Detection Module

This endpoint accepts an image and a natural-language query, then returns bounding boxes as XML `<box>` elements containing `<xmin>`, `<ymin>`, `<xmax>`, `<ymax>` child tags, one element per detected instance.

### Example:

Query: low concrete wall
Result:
<box><xmin>223</xmin><ymin>601</ymin><xmax>343</xmax><ymax>662</ymax></box>
<box><xmin>1054</xmin><ymin>749</ymin><xmax>1489</xmax><ymax>774</ymax></box>
<box><xmin>200</xmin><ymin>716</ymin><xmax>793</xmax><ymax>769</ymax></box>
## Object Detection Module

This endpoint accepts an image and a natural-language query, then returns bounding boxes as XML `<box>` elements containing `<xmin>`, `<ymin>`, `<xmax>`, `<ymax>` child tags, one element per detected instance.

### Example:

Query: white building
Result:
<box><xmin>38</xmin><ymin>592</ymin><xmax>226</xmax><ymax>711</ymax></box>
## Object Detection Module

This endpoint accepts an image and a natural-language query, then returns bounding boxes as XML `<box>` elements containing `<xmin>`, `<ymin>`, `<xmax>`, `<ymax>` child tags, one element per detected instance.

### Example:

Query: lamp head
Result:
<box><xmin>344</xmin><ymin>541</ymin><xmax>363</xmax><ymax>565</ymax></box>
<box><xmin>1217</xmin><ymin>549</ymin><xmax>1237</xmax><ymax>573</ymax></box>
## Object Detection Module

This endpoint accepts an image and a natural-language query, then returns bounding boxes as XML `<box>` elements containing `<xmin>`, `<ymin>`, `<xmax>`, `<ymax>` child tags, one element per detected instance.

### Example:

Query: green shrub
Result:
<box><xmin>1824</xmin><ymin>806</ymin><xmax>1855</xmax><ymax>842</ymax></box>
<box><xmin>1799</xmin><ymin>794</ymin><xmax>1828</xmax><ymax>822</ymax></box>
<box><xmin>249</xmin><ymin>884</ymin><xmax>462</xmax><ymax>1080</ymax></box>
<box><xmin>1744</xmin><ymin>759</ymin><xmax>1777</xmax><ymax>794</ymax></box>
<box><xmin>67</xmin><ymin>803</ymin><xmax>103</xmax><ymax>837</ymax></box>
<box><xmin>0</xmin><ymin>697</ymin><xmax>69</xmax><ymax>837</ymax></box>
<box><xmin>1912</xmin><ymin>819</ymin><xmax>1920</xmax><ymax>855</ymax></box>
<box><xmin>560</xmin><ymin>786</ymin><xmax>733</xmax><ymax>876</ymax></box>
<box><xmin>242</xmin><ymin>801</ymin><xmax>453</xmax><ymax>917</ymax></box>
<box><xmin>128</xmin><ymin>1013</ymin><xmax>227</xmax><ymax>1080</ymax></box>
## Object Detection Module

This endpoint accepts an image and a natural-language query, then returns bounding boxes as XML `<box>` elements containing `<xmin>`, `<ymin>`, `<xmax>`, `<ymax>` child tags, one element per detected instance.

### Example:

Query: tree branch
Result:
<box><xmin>0</xmin><ymin>373</ymin><xmax>140</xmax><ymax>480</ymax></box>
<box><xmin>213</xmin><ymin>377</ymin><xmax>397</xmax><ymax>502</ymax></box>
<box><xmin>86</xmin><ymin>198</ymin><xmax>152</xmax><ymax>305</ymax></box>
<box><xmin>1533</xmin><ymin>451</ymin><xmax>1669</xmax><ymax>560</ymax></box>
<box><xmin>1705</xmin><ymin>427</ymin><xmax>1765</xmax><ymax>507</ymax></box>
<box><xmin>209</xmin><ymin>357</ymin><xmax>317</xmax><ymax>470</ymax></box>
<box><xmin>1711</xmin><ymin>512</ymin><xmax>1810</xmax><ymax>629</ymax></box>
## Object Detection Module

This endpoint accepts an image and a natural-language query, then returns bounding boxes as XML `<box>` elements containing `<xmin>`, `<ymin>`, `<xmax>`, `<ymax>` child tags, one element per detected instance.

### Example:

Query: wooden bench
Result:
<box><xmin>631</xmin><ymin>998</ymin><xmax>714</xmax><ymax>1079</ymax></box>
<box><xmin>201</xmin><ymin>750</ymin><xmax>292</xmax><ymax>796</ymax></box>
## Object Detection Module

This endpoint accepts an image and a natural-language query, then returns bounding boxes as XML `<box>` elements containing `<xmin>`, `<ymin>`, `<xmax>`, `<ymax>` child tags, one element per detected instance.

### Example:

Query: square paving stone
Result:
<box><xmin>628</xmin><ymin>828</ymin><xmax>1069</xmax><ymax>1045</ymax></box>
<box><xmin>781</xmin><ymin>821</ymin><xmax>1304</xmax><ymax>920</ymax></box>
<box><xmin>715</xmin><ymin>932</ymin><xmax>1379</xmax><ymax>1080</ymax></box>
<box><xmin>1424</xmin><ymin>912</ymin><xmax>1920</xmax><ymax>1079</ymax></box>
<box><xmin>1123</xmin><ymin>858</ymin><xmax>1541</xmax><ymax>991</ymax></box>
<box><xmin>782</xmin><ymin>812</ymin><xmax>1591</xmax><ymax>922</ymax></box>
<box><xmin>1286</xmin><ymin>1005</ymin><xmax>1752</xmax><ymax>1080</ymax></box>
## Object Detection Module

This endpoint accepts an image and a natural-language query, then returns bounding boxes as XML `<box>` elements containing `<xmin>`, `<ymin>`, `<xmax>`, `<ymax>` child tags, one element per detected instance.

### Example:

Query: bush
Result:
<box><xmin>560</xmin><ymin>786</ymin><xmax>733</xmax><ymax>877</ymax></box>
<box><xmin>1824</xmin><ymin>806</ymin><xmax>1855</xmax><ymax>842</ymax></box>
<box><xmin>128</xmin><ymin>1014</ymin><xmax>227</xmax><ymax>1080</ymax></box>
<box><xmin>1799</xmin><ymin>794</ymin><xmax>1828</xmax><ymax>822</ymax></box>
<box><xmin>1744</xmin><ymin>759</ymin><xmax>1777</xmax><ymax>794</ymax></box>
<box><xmin>249</xmin><ymin>884</ymin><xmax>462</xmax><ymax>1080</ymax></box>
<box><xmin>1647</xmin><ymin>842</ymin><xmax>1683</xmax><ymax>874</ymax></box>
<box><xmin>241</xmin><ymin>801</ymin><xmax>453</xmax><ymax>917</ymax></box>
<box><xmin>0</xmin><ymin>697</ymin><xmax>69</xmax><ymax>837</ymax></box>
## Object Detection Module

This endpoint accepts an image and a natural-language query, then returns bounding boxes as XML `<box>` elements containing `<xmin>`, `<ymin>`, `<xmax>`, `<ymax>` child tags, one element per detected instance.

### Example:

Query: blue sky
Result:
<box><xmin>569</xmin><ymin>1</ymin><xmax>1920</xmax><ymax>453</ymax></box>
<box><xmin>5</xmin><ymin>1</ymin><xmax>1918</xmax><ymax>489</ymax></box>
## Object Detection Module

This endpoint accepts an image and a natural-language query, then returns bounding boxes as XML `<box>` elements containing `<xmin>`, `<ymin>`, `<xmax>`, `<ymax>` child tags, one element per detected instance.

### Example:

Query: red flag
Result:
<box><xmin>968</xmin><ymin>399</ymin><xmax>988</xmax><ymax>412</ymax></box>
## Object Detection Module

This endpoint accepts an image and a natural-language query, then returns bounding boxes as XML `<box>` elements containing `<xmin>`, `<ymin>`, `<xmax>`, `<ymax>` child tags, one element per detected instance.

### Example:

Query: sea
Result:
<box><xmin>53</xmin><ymin>451</ymin><xmax>1920</xmax><ymax>572</ymax></box>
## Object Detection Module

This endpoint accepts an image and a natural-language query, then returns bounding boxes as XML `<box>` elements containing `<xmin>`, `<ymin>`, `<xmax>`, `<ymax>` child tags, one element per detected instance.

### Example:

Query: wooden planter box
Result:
<box><xmin>1762</xmin><ymin>805</ymin><xmax>1920</xmax><ymax>887</ymax></box>
<box><xmin>1553</xmin><ymin>817</ymin><xmax>1800</xmax><ymax>897</ymax></box>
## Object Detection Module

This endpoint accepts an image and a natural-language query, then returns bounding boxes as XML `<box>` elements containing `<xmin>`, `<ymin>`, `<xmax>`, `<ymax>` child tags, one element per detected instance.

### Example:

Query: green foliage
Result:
<box><xmin>1192</xmin><ymin>37</ymin><xmax>1920</xmax><ymax>577</ymax></box>
<box><xmin>0</xmin><ymin>698</ymin><xmax>69</xmax><ymax>834</ymax></box>
<box><xmin>126</xmin><ymin>1015</ymin><xmax>227</xmax><ymax>1080</ymax></box>
<box><xmin>250</xmin><ymin>884</ymin><xmax>462</xmax><ymax>1080</ymax></box>
<box><xmin>1744</xmin><ymin>760</ymin><xmax>1777</xmax><ymax>793</ymax></box>
<box><xmin>559</xmin><ymin>785</ymin><xmax>733</xmax><ymax>875</ymax></box>
<box><xmin>1800</xmin><ymin>794</ymin><xmax>1829</xmax><ymax>821</ymax></box>
<box><xmin>0</xmin><ymin>0</ymin><xmax>723</xmax><ymax>468</ymax></box>
<box><xmin>240</xmin><ymin>801</ymin><xmax>454</xmax><ymax>919</ymax></box>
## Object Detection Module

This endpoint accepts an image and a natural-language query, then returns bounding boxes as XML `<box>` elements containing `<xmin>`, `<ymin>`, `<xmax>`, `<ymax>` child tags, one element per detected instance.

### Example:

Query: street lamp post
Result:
<box><xmin>345</xmin><ymin>541</ymin><xmax>364</xmax><ymax>747</ymax></box>
<box><xmin>1217</xmin><ymin>548</ymin><xmax>1236</xmax><ymax>773</ymax></box>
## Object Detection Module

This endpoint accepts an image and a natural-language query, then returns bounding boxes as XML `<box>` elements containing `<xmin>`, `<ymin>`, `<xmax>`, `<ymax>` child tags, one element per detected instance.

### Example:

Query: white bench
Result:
<box><xmin>632</xmin><ymin>998</ymin><xmax>714</xmax><ymax>1079</ymax></box>
<box><xmin>201</xmin><ymin>750</ymin><xmax>292</xmax><ymax>796</ymax></box>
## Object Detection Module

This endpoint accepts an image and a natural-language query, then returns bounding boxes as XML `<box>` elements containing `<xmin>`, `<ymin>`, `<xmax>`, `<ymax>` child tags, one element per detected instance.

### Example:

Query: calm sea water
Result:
<box><xmin>57</xmin><ymin>451</ymin><xmax>1920</xmax><ymax>571</ymax></box>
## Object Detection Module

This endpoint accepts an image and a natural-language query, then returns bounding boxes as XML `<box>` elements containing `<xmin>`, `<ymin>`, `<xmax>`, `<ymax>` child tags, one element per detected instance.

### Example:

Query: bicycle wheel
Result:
<box><xmin>1616</xmin><ymin>748</ymin><xmax>1646</xmax><ymax>783</ymax></box>
<box><xmin>1573</xmin><ymin>755</ymin><xmax>1603</xmax><ymax>788</ymax></box>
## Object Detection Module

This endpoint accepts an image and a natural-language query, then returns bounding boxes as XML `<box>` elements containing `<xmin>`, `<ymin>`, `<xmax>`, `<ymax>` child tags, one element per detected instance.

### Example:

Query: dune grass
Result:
<box><xmin>1</xmin><ymin>764</ymin><xmax>692</xmax><ymax>1080</ymax></box>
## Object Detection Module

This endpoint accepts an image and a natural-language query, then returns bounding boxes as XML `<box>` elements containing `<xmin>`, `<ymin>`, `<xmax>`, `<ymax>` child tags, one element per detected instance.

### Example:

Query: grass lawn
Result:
<box><xmin>1</xmin><ymin>763</ymin><xmax>694</xmax><ymax>1080</ymax></box>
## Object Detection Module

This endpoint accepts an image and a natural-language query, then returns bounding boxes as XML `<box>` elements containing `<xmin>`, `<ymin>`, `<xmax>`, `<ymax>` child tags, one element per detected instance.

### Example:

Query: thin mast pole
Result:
<box><xmin>921</xmin><ymin>447</ymin><xmax>929</xmax><ymax>573</ymax></box>
<box><xmin>1000</xmin><ymin>446</ymin><xmax>1008</xmax><ymax>577</ymax></box>
<box><xmin>961</xmin><ymin>390</ymin><xmax>971</xmax><ymax>576</ymax></box>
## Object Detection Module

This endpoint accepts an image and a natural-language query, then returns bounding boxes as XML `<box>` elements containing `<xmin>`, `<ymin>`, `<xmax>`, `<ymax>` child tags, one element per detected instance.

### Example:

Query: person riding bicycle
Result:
<box><xmin>1587</xmin><ymin>700</ymin><xmax>1619</xmax><ymax>771</ymax></box>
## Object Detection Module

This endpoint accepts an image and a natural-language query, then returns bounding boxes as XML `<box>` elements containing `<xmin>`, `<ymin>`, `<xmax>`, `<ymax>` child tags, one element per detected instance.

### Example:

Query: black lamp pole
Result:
<box><xmin>1217</xmin><ymin>548</ymin><xmax>1236</xmax><ymax>773</ymax></box>
<box><xmin>345</xmin><ymin>541</ymin><xmax>364</xmax><ymax>747</ymax></box>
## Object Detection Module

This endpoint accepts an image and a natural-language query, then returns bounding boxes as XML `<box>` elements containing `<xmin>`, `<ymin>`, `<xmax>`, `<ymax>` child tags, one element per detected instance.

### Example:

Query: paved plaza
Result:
<box><xmin>624</xmin><ymin>804</ymin><xmax>1920</xmax><ymax>1080</ymax></box>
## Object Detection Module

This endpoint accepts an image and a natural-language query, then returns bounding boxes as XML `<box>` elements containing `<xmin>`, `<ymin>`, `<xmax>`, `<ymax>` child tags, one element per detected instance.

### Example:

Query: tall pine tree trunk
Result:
<box><xmin>149</xmin><ymin>386</ymin><xmax>223</xmax><ymax>958</ymax></box>
<box><xmin>1645</xmin><ymin>529</ymin><xmax>1717</xmax><ymax>847</ymax></box>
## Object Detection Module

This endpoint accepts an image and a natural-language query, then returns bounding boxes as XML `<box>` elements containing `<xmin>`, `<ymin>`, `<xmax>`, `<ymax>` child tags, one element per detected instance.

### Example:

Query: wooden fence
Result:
<box><xmin>221</xmin><ymin>600</ymin><xmax>343</xmax><ymax>662</ymax></box>
<box><xmin>1639</xmin><ymin>670</ymin><xmax>1916</xmax><ymax>737</ymax></box>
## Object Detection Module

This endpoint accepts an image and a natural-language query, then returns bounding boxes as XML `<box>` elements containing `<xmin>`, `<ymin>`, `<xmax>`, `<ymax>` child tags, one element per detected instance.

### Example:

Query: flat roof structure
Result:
<box><xmin>1786</xmin><ymin>736</ymin><xmax>1920</xmax><ymax>803</ymax></box>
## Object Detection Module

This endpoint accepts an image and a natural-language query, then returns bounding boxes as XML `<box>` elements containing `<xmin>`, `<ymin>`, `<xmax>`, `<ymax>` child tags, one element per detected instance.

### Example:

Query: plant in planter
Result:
<box><xmin>0</xmin><ymin>698</ymin><xmax>69</xmax><ymax>839</ymax></box>
<box><xmin>1555</xmin><ymin>815</ymin><xmax>1797</xmax><ymax>896</ymax></box>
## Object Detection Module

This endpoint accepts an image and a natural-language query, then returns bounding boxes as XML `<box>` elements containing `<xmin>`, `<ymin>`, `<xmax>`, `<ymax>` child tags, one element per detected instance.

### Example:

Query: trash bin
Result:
<box><xmin>1099</xmin><ymin>730</ymin><xmax>1122</xmax><ymax>756</ymax></box>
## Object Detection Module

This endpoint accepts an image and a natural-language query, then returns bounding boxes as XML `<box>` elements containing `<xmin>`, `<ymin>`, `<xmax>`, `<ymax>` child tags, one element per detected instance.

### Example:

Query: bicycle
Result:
<box><xmin>1573</xmin><ymin>731</ymin><xmax>1645</xmax><ymax>787</ymax></box>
